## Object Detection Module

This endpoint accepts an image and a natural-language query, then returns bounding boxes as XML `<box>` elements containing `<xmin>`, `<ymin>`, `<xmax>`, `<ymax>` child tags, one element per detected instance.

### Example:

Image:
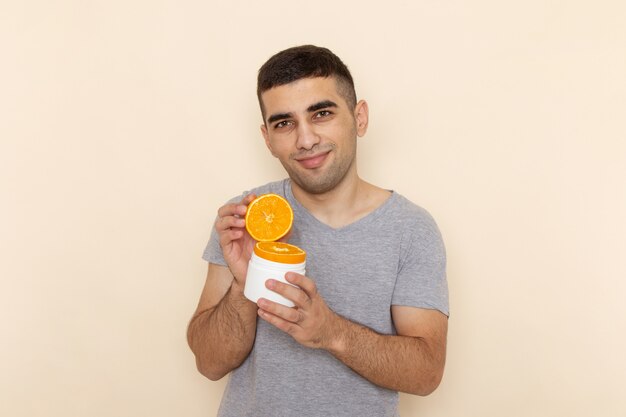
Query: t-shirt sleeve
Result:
<box><xmin>201</xmin><ymin>194</ymin><xmax>246</xmax><ymax>266</ymax></box>
<box><xmin>392</xmin><ymin>211</ymin><xmax>449</xmax><ymax>316</ymax></box>
<box><xmin>202</xmin><ymin>215</ymin><xmax>227</xmax><ymax>266</ymax></box>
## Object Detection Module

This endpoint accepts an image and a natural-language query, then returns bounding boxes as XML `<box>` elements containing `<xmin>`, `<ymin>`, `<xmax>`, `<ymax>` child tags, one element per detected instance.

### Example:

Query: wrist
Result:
<box><xmin>324</xmin><ymin>313</ymin><xmax>349</xmax><ymax>355</ymax></box>
<box><xmin>230</xmin><ymin>279</ymin><xmax>246</xmax><ymax>296</ymax></box>
<box><xmin>228</xmin><ymin>280</ymin><xmax>256</xmax><ymax>309</ymax></box>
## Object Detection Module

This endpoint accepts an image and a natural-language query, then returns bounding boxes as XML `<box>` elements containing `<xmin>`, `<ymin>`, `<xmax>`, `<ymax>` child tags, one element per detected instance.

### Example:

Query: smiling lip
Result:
<box><xmin>295</xmin><ymin>151</ymin><xmax>331</xmax><ymax>169</ymax></box>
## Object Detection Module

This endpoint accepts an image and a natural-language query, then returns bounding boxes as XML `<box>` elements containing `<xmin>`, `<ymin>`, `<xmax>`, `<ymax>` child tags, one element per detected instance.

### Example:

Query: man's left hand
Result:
<box><xmin>256</xmin><ymin>272</ymin><xmax>342</xmax><ymax>350</ymax></box>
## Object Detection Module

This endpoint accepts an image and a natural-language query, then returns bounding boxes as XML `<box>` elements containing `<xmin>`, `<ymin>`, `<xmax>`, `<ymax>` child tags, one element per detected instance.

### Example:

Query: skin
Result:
<box><xmin>187</xmin><ymin>76</ymin><xmax>448</xmax><ymax>395</ymax></box>
<box><xmin>187</xmin><ymin>194</ymin><xmax>259</xmax><ymax>381</ymax></box>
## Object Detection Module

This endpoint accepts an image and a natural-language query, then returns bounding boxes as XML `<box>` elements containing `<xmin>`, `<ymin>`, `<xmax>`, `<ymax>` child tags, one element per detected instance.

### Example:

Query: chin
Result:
<box><xmin>283</xmin><ymin>157</ymin><xmax>352</xmax><ymax>195</ymax></box>
<box><xmin>291</xmin><ymin>172</ymin><xmax>346</xmax><ymax>195</ymax></box>
<box><xmin>300</xmin><ymin>183</ymin><xmax>336</xmax><ymax>195</ymax></box>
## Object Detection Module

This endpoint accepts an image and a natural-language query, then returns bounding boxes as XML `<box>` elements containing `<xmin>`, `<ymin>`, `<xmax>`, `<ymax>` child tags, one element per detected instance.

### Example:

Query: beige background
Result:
<box><xmin>2</xmin><ymin>1</ymin><xmax>625</xmax><ymax>416</ymax></box>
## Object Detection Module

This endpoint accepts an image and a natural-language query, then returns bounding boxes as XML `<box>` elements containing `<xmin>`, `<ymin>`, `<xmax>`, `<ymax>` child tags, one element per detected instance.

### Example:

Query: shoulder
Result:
<box><xmin>248</xmin><ymin>179</ymin><xmax>289</xmax><ymax>197</ymax></box>
<box><xmin>388</xmin><ymin>192</ymin><xmax>440</xmax><ymax>232</ymax></box>
<box><xmin>386</xmin><ymin>192</ymin><xmax>445</xmax><ymax>254</ymax></box>
<box><xmin>225</xmin><ymin>179</ymin><xmax>289</xmax><ymax>203</ymax></box>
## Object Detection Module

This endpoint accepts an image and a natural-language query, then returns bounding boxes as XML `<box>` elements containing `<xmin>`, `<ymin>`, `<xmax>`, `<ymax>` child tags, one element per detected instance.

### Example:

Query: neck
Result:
<box><xmin>290</xmin><ymin>170</ymin><xmax>390</xmax><ymax>229</ymax></box>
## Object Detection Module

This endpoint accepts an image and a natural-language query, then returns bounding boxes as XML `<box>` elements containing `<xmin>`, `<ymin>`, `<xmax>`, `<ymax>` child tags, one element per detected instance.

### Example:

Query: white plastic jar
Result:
<box><xmin>244</xmin><ymin>241</ymin><xmax>306</xmax><ymax>307</ymax></box>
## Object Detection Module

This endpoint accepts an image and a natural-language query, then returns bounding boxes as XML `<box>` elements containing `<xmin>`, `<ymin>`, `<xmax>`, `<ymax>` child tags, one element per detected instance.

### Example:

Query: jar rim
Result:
<box><xmin>253</xmin><ymin>241</ymin><xmax>306</xmax><ymax>264</ymax></box>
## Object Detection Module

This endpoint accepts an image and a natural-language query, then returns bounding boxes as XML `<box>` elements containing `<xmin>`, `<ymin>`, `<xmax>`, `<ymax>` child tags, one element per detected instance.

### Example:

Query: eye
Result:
<box><xmin>315</xmin><ymin>110</ymin><xmax>332</xmax><ymax>118</ymax></box>
<box><xmin>274</xmin><ymin>120</ymin><xmax>293</xmax><ymax>129</ymax></box>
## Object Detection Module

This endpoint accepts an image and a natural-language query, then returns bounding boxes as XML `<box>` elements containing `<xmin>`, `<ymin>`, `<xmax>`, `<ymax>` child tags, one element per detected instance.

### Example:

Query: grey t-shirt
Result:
<box><xmin>203</xmin><ymin>179</ymin><xmax>448</xmax><ymax>417</ymax></box>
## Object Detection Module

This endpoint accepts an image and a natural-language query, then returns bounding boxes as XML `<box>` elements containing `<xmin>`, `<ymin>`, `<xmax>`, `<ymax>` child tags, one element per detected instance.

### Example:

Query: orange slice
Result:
<box><xmin>245</xmin><ymin>193</ymin><xmax>293</xmax><ymax>242</ymax></box>
<box><xmin>254</xmin><ymin>241</ymin><xmax>306</xmax><ymax>264</ymax></box>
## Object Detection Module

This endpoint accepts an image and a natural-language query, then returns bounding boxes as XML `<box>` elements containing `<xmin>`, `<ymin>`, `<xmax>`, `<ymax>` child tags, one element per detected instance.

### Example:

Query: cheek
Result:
<box><xmin>267</xmin><ymin>140</ymin><xmax>292</xmax><ymax>159</ymax></box>
<box><xmin>326</xmin><ymin>116</ymin><xmax>356</xmax><ymax>136</ymax></box>
<box><xmin>327</xmin><ymin>123</ymin><xmax>356</xmax><ymax>146</ymax></box>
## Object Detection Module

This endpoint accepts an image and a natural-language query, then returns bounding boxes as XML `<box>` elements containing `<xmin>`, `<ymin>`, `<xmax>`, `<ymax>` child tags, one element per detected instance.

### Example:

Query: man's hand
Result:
<box><xmin>215</xmin><ymin>193</ymin><xmax>257</xmax><ymax>285</ymax></box>
<box><xmin>256</xmin><ymin>272</ymin><xmax>341</xmax><ymax>350</ymax></box>
<box><xmin>256</xmin><ymin>271</ymin><xmax>448</xmax><ymax>395</ymax></box>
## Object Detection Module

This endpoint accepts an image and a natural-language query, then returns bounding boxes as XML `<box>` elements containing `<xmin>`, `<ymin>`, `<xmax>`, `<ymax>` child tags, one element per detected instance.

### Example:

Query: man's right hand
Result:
<box><xmin>215</xmin><ymin>193</ymin><xmax>257</xmax><ymax>286</ymax></box>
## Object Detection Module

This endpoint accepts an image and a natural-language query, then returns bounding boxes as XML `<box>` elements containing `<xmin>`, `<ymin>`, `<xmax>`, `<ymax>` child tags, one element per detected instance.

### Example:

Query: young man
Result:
<box><xmin>188</xmin><ymin>45</ymin><xmax>449</xmax><ymax>417</ymax></box>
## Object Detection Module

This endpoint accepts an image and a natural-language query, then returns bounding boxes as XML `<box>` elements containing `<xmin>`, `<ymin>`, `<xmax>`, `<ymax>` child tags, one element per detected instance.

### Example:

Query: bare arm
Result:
<box><xmin>187</xmin><ymin>194</ymin><xmax>259</xmax><ymax>380</ymax></box>
<box><xmin>187</xmin><ymin>264</ymin><xmax>258</xmax><ymax>380</ymax></box>
<box><xmin>325</xmin><ymin>306</ymin><xmax>447</xmax><ymax>395</ymax></box>
<box><xmin>257</xmin><ymin>273</ymin><xmax>448</xmax><ymax>395</ymax></box>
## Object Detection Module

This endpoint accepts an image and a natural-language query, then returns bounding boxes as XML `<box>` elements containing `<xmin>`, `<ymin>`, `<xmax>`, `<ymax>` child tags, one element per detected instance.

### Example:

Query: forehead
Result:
<box><xmin>260</xmin><ymin>77</ymin><xmax>345</xmax><ymax>114</ymax></box>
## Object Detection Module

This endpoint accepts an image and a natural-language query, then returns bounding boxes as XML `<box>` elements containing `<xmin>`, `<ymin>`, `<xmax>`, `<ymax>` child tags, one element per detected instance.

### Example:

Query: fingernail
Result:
<box><xmin>265</xmin><ymin>279</ymin><xmax>275</xmax><ymax>289</ymax></box>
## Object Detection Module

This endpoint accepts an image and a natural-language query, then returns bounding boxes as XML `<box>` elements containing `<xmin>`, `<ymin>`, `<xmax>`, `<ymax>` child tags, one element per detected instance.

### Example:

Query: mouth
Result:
<box><xmin>295</xmin><ymin>150</ymin><xmax>331</xmax><ymax>169</ymax></box>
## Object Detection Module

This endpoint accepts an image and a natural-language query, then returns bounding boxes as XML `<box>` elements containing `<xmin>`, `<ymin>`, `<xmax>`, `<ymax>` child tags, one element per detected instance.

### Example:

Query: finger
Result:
<box><xmin>215</xmin><ymin>215</ymin><xmax>246</xmax><ymax>232</ymax></box>
<box><xmin>240</xmin><ymin>193</ymin><xmax>257</xmax><ymax>206</ymax></box>
<box><xmin>257</xmin><ymin>298</ymin><xmax>302</xmax><ymax>323</ymax></box>
<box><xmin>266</xmin><ymin>279</ymin><xmax>309</xmax><ymax>308</ymax></box>
<box><xmin>257</xmin><ymin>308</ymin><xmax>299</xmax><ymax>337</ymax></box>
<box><xmin>219</xmin><ymin>229</ymin><xmax>244</xmax><ymax>247</ymax></box>
<box><xmin>217</xmin><ymin>202</ymin><xmax>247</xmax><ymax>220</ymax></box>
<box><xmin>216</xmin><ymin>193</ymin><xmax>257</xmax><ymax>224</ymax></box>
<box><xmin>285</xmin><ymin>272</ymin><xmax>317</xmax><ymax>301</ymax></box>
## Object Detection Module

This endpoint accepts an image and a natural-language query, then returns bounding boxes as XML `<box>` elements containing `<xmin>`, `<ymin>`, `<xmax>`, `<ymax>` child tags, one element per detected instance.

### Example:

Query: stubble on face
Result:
<box><xmin>283</xmin><ymin>125</ymin><xmax>358</xmax><ymax>195</ymax></box>
<box><xmin>261</xmin><ymin>77</ymin><xmax>361</xmax><ymax>195</ymax></box>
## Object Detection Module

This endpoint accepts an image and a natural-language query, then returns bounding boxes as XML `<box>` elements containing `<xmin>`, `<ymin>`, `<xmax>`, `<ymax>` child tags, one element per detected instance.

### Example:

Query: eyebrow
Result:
<box><xmin>266</xmin><ymin>100</ymin><xmax>339</xmax><ymax>125</ymax></box>
<box><xmin>267</xmin><ymin>112</ymin><xmax>292</xmax><ymax>125</ymax></box>
<box><xmin>307</xmin><ymin>100</ymin><xmax>338</xmax><ymax>113</ymax></box>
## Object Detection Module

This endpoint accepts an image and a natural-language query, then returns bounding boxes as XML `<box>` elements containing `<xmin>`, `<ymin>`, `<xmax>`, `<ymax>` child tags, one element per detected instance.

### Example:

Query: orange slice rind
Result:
<box><xmin>245</xmin><ymin>193</ymin><xmax>294</xmax><ymax>242</ymax></box>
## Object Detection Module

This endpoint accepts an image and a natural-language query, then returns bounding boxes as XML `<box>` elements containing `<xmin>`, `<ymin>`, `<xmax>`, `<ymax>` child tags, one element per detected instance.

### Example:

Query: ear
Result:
<box><xmin>354</xmin><ymin>100</ymin><xmax>369</xmax><ymax>137</ymax></box>
<box><xmin>260</xmin><ymin>123</ymin><xmax>276</xmax><ymax>157</ymax></box>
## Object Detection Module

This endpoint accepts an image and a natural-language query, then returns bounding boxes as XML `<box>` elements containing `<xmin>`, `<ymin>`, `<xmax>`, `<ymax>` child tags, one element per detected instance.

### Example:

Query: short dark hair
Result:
<box><xmin>257</xmin><ymin>45</ymin><xmax>357</xmax><ymax>117</ymax></box>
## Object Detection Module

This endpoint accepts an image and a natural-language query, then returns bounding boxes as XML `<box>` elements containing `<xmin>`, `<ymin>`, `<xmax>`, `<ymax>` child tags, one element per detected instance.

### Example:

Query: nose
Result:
<box><xmin>295</xmin><ymin>120</ymin><xmax>320</xmax><ymax>150</ymax></box>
